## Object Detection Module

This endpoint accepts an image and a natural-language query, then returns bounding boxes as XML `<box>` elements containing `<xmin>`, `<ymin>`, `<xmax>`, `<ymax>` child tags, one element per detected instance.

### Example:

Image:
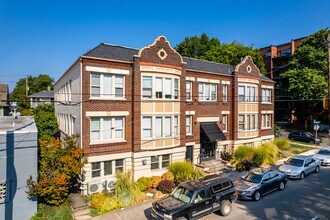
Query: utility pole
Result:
<box><xmin>26</xmin><ymin>76</ymin><xmax>29</xmax><ymax>96</ymax></box>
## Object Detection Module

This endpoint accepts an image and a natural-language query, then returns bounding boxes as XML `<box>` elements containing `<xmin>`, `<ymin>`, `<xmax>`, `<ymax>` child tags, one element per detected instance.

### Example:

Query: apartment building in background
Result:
<box><xmin>0</xmin><ymin>84</ymin><xmax>10</xmax><ymax>116</ymax></box>
<box><xmin>55</xmin><ymin>36</ymin><xmax>274</xmax><ymax>194</ymax></box>
<box><xmin>259</xmin><ymin>37</ymin><xmax>304</xmax><ymax>122</ymax></box>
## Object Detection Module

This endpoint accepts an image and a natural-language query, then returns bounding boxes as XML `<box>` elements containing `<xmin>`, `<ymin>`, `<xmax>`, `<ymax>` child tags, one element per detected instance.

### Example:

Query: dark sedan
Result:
<box><xmin>234</xmin><ymin>168</ymin><xmax>287</xmax><ymax>201</ymax></box>
<box><xmin>288</xmin><ymin>131</ymin><xmax>321</xmax><ymax>144</ymax></box>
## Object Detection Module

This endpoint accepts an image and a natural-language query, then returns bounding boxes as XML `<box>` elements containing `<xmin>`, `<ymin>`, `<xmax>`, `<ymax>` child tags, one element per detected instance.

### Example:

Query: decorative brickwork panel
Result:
<box><xmin>235</xmin><ymin>56</ymin><xmax>260</xmax><ymax>77</ymax></box>
<box><xmin>138</xmin><ymin>36</ymin><xmax>184</xmax><ymax>68</ymax></box>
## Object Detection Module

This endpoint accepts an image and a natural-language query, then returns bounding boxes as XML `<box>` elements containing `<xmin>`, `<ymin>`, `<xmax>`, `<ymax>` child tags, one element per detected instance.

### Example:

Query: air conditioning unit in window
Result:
<box><xmin>88</xmin><ymin>181</ymin><xmax>103</xmax><ymax>194</ymax></box>
<box><xmin>106</xmin><ymin>179</ymin><xmax>116</xmax><ymax>192</ymax></box>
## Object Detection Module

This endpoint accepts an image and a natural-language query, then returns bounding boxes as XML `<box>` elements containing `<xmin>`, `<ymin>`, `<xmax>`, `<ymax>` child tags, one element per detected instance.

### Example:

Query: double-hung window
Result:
<box><xmin>223</xmin><ymin>84</ymin><xmax>228</xmax><ymax>102</ymax></box>
<box><xmin>91</xmin><ymin>73</ymin><xmax>124</xmax><ymax>98</ymax></box>
<box><xmin>238</xmin><ymin>85</ymin><xmax>257</xmax><ymax>102</ymax></box>
<box><xmin>198</xmin><ymin>83</ymin><xmax>217</xmax><ymax>101</ymax></box>
<box><xmin>164</xmin><ymin>78</ymin><xmax>172</xmax><ymax>99</ymax></box>
<box><xmin>91</xmin><ymin>162</ymin><xmax>101</xmax><ymax>178</ymax></box>
<box><xmin>174</xmin><ymin>116</ymin><xmax>179</xmax><ymax>136</ymax></box>
<box><xmin>186</xmin><ymin>81</ymin><xmax>192</xmax><ymax>101</ymax></box>
<box><xmin>238</xmin><ymin>115</ymin><xmax>245</xmax><ymax>130</ymax></box>
<box><xmin>90</xmin><ymin>117</ymin><xmax>124</xmax><ymax>142</ymax></box>
<box><xmin>262</xmin><ymin>89</ymin><xmax>271</xmax><ymax>103</ymax></box>
<box><xmin>238</xmin><ymin>114</ymin><xmax>258</xmax><ymax>131</ymax></box>
<box><xmin>92</xmin><ymin>159</ymin><xmax>125</xmax><ymax>178</ymax></box>
<box><xmin>143</xmin><ymin>76</ymin><xmax>152</xmax><ymax>98</ymax></box>
<box><xmin>142</xmin><ymin>117</ymin><xmax>152</xmax><ymax>138</ymax></box>
<box><xmin>223</xmin><ymin>115</ymin><xmax>228</xmax><ymax>132</ymax></box>
<box><xmin>174</xmin><ymin>79</ymin><xmax>179</xmax><ymax>99</ymax></box>
<box><xmin>142</xmin><ymin>76</ymin><xmax>179</xmax><ymax>100</ymax></box>
<box><xmin>142</xmin><ymin>115</ymin><xmax>179</xmax><ymax>139</ymax></box>
<box><xmin>238</xmin><ymin>86</ymin><xmax>245</xmax><ymax>102</ymax></box>
<box><xmin>164</xmin><ymin>117</ymin><xmax>172</xmax><ymax>137</ymax></box>
<box><xmin>186</xmin><ymin>115</ymin><xmax>192</xmax><ymax>135</ymax></box>
<box><xmin>151</xmin><ymin>154</ymin><xmax>170</xmax><ymax>170</ymax></box>
<box><xmin>262</xmin><ymin>114</ymin><xmax>272</xmax><ymax>128</ymax></box>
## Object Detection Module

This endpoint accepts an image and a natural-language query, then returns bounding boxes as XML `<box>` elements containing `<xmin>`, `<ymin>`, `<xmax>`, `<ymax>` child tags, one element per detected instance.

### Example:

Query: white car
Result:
<box><xmin>278</xmin><ymin>155</ymin><xmax>321</xmax><ymax>179</ymax></box>
<box><xmin>313</xmin><ymin>146</ymin><xmax>330</xmax><ymax>166</ymax></box>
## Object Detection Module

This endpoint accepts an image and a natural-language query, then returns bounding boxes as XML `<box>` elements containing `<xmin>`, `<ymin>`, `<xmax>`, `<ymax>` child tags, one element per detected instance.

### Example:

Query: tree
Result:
<box><xmin>279</xmin><ymin>29</ymin><xmax>329</xmax><ymax>121</ymax></box>
<box><xmin>27</xmin><ymin>135</ymin><xmax>86</xmax><ymax>205</ymax></box>
<box><xmin>33</xmin><ymin>103</ymin><xmax>59</xmax><ymax>140</ymax></box>
<box><xmin>10</xmin><ymin>74</ymin><xmax>54</xmax><ymax>114</ymax></box>
<box><xmin>175</xmin><ymin>33</ymin><xmax>266</xmax><ymax>73</ymax></box>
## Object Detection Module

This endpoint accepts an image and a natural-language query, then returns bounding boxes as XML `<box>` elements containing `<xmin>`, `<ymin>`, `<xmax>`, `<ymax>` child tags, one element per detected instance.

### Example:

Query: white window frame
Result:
<box><xmin>238</xmin><ymin>85</ymin><xmax>258</xmax><ymax>102</ymax></box>
<box><xmin>186</xmin><ymin>81</ymin><xmax>192</xmax><ymax>101</ymax></box>
<box><xmin>262</xmin><ymin>114</ymin><xmax>272</xmax><ymax>128</ymax></box>
<box><xmin>223</xmin><ymin>84</ymin><xmax>228</xmax><ymax>102</ymax></box>
<box><xmin>262</xmin><ymin>89</ymin><xmax>272</xmax><ymax>103</ymax></box>
<box><xmin>90</xmin><ymin>117</ymin><xmax>125</xmax><ymax>143</ymax></box>
<box><xmin>151</xmin><ymin>154</ymin><xmax>171</xmax><ymax>170</ymax></box>
<box><xmin>91</xmin><ymin>159</ymin><xmax>125</xmax><ymax>179</ymax></box>
<box><xmin>198</xmin><ymin>82</ymin><xmax>217</xmax><ymax>101</ymax></box>
<box><xmin>142</xmin><ymin>75</ymin><xmax>180</xmax><ymax>100</ymax></box>
<box><xmin>142</xmin><ymin>117</ymin><xmax>152</xmax><ymax>138</ymax></box>
<box><xmin>91</xmin><ymin>162</ymin><xmax>101</xmax><ymax>178</ymax></box>
<box><xmin>238</xmin><ymin>114</ymin><xmax>258</xmax><ymax>131</ymax></box>
<box><xmin>142</xmin><ymin>115</ymin><xmax>180</xmax><ymax>139</ymax></box>
<box><xmin>223</xmin><ymin>115</ymin><xmax>228</xmax><ymax>132</ymax></box>
<box><xmin>186</xmin><ymin>115</ymin><xmax>193</xmax><ymax>135</ymax></box>
<box><xmin>90</xmin><ymin>73</ymin><xmax>125</xmax><ymax>99</ymax></box>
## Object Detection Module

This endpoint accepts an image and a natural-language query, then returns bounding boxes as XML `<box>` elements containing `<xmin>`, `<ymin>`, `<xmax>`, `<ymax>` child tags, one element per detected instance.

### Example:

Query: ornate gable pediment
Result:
<box><xmin>137</xmin><ymin>36</ymin><xmax>184</xmax><ymax>67</ymax></box>
<box><xmin>234</xmin><ymin>56</ymin><xmax>260</xmax><ymax>77</ymax></box>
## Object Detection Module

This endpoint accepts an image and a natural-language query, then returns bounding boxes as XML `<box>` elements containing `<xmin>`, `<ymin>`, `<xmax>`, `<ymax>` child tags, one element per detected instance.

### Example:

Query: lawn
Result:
<box><xmin>31</xmin><ymin>201</ymin><xmax>72</xmax><ymax>220</ymax></box>
<box><xmin>279</xmin><ymin>143</ymin><xmax>315</xmax><ymax>159</ymax></box>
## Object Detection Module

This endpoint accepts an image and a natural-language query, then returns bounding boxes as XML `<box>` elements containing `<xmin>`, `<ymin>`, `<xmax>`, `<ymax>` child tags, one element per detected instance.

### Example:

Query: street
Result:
<box><xmin>201</xmin><ymin>166</ymin><xmax>330</xmax><ymax>220</ymax></box>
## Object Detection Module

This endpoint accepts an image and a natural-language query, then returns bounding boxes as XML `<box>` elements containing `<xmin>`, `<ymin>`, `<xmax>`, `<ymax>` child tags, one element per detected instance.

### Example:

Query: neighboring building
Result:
<box><xmin>0</xmin><ymin>84</ymin><xmax>10</xmax><ymax>116</ymax></box>
<box><xmin>0</xmin><ymin>116</ymin><xmax>38</xmax><ymax>219</ymax></box>
<box><xmin>28</xmin><ymin>86</ymin><xmax>54</xmax><ymax>108</ymax></box>
<box><xmin>259</xmin><ymin>37</ymin><xmax>304</xmax><ymax>122</ymax></box>
<box><xmin>55</xmin><ymin>36</ymin><xmax>275</xmax><ymax>194</ymax></box>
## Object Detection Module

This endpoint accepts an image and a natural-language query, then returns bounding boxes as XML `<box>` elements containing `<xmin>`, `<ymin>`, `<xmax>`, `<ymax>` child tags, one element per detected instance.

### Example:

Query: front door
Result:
<box><xmin>201</xmin><ymin>141</ymin><xmax>216</xmax><ymax>161</ymax></box>
<box><xmin>186</xmin><ymin>146</ymin><xmax>193</xmax><ymax>162</ymax></box>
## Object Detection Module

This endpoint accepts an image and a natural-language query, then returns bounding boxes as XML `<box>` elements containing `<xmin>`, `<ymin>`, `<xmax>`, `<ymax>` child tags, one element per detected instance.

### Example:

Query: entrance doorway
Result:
<box><xmin>186</xmin><ymin>146</ymin><xmax>193</xmax><ymax>162</ymax></box>
<box><xmin>200</xmin><ymin>141</ymin><xmax>216</xmax><ymax>161</ymax></box>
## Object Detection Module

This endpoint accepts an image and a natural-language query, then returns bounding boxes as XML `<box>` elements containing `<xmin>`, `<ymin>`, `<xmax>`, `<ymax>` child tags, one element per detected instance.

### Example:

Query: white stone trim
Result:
<box><xmin>86</xmin><ymin>66</ymin><xmax>129</xmax><ymax>75</ymax></box>
<box><xmin>185</xmin><ymin>141</ymin><xmax>196</xmax><ymax>146</ymax></box>
<box><xmin>261</xmin><ymin>110</ymin><xmax>273</xmax><ymax>114</ymax></box>
<box><xmin>197</xmin><ymin>117</ymin><xmax>219</xmax><ymax>122</ymax></box>
<box><xmin>185</xmin><ymin>111</ymin><xmax>195</xmax><ymax>115</ymax></box>
<box><xmin>86</xmin><ymin>111</ymin><xmax>129</xmax><ymax>117</ymax></box>
<box><xmin>221</xmin><ymin>80</ymin><xmax>230</xmax><ymax>85</ymax></box>
<box><xmin>262</xmin><ymin>85</ymin><xmax>274</xmax><ymax>89</ymax></box>
<box><xmin>221</xmin><ymin>111</ymin><xmax>230</xmax><ymax>114</ymax></box>
<box><xmin>186</xmin><ymin>77</ymin><xmax>195</xmax><ymax>81</ymax></box>
<box><xmin>197</xmin><ymin>78</ymin><xmax>220</xmax><ymax>84</ymax></box>
<box><xmin>238</xmin><ymin>78</ymin><xmax>259</xmax><ymax>84</ymax></box>
<box><xmin>140</xmin><ymin>65</ymin><xmax>181</xmax><ymax>75</ymax></box>
<box><xmin>87</xmin><ymin>152</ymin><xmax>131</xmax><ymax>163</ymax></box>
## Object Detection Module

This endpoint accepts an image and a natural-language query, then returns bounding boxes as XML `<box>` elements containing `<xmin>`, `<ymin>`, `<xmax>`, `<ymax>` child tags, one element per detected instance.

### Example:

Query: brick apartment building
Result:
<box><xmin>55</xmin><ymin>36</ymin><xmax>275</xmax><ymax>194</ymax></box>
<box><xmin>259</xmin><ymin>37</ymin><xmax>304</xmax><ymax>122</ymax></box>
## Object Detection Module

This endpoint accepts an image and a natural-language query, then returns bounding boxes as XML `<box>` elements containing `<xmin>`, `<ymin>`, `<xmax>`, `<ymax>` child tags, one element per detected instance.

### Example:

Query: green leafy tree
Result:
<box><xmin>27</xmin><ymin>135</ymin><xmax>86</xmax><ymax>205</ymax></box>
<box><xmin>10</xmin><ymin>74</ymin><xmax>54</xmax><ymax>113</ymax></box>
<box><xmin>175</xmin><ymin>33</ymin><xmax>266</xmax><ymax>73</ymax></box>
<box><xmin>33</xmin><ymin>103</ymin><xmax>59</xmax><ymax>140</ymax></box>
<box><xmin>279</xmin><ymin>29</ymin><xmax>329</xmax><ymax>120</ymax></box>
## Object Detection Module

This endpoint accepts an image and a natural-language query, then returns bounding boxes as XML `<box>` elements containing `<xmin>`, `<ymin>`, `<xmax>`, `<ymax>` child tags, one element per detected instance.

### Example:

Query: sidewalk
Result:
<box><xmin>92</xmin><ymin>149</ymin><xmax>319</xmax><ymax>220</ymax></box>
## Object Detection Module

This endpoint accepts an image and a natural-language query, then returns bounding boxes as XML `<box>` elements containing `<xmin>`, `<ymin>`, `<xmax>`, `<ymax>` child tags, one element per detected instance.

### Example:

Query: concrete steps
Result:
<box><xmin>68</xmin><ymin>193</ymin><xmax>91</xmax><ymax>220</ymax></box>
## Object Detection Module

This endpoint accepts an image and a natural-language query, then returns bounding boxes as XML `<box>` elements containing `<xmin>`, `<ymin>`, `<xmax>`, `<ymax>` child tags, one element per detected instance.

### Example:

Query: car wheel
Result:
<box><xmin>279</xmin><ymin>181</ymin><xmax>285</xmax><ymax>190</ymax></box>
<box><xmin>310</xmin><ymin>140</ymin><xmax>315</xmax><ymax>144</ymax></box>
<box><xmin>300</xmin><ymin>172</ymin><xmax>305</xmax><ymax>180</ymax></box>
<box><xmin>253</xmin><ymin>191</ymin><xmax>261</xmax><ymax>201</ymax></box>
<box><xmin>220</xmin><ymin>200</ymin><xmax>232</xmax><ymax>216</ymax></box>
<box><xmin>315</xmin><ymin>166</ymin><xmax>320</xmax><ymax>173</ymax></box>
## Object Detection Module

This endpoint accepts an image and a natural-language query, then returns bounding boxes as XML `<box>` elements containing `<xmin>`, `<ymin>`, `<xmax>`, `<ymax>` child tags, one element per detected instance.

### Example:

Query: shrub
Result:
<box><xmin>253</xmin><ymin>148</ymin><xmax>267</xmax><ymax>166</ymax></box>
<box><xmin>90</xmin><ymin>193</ymin><xmax>123</xmax><ymax>214</ymax></box>
<box><xmin>137</xmin><ymin>177</ymin><xmax>152</xmax><ymax>191</ymax></box>
<box><xmin>157</xmin><ymin>180</ymin><xmax>176</xmax><ymax>194</ymax></box>
<box><xmin>220</xmin><ymin>150</ymin><xmax>233</xmax><ymax>161</ymax></box>
<box><xmin>192</xmin><ymin>169</ymin><xmax>205</xmax><ymax>179</ymax></box>
<box><xmin>273</xmin><ymin>138</ymin><xmax>290</xmax><ymax>150</ymax></box>
<box><xmin>150</xmin><ymin>176</ymin><xmax>162</xmax><ymax>188</ymax></box>
<box><xmin>233</xmin><ymin>145</ymin><xmax>255</xmax><ymax>163</ymax></box>
<box><xmin>168</xmin><ymin>161</ymin><xmax>195</xmax><ymax>184</ymax></box>
<box><xmin>258</xmin><ymin>142</ymin><xmax>278</xmax><ymax>165</ymax></box>
<box><xmin>161</xmin><ymin>172</ymin><xmax>175</xmax><ymax>182</ymax></box>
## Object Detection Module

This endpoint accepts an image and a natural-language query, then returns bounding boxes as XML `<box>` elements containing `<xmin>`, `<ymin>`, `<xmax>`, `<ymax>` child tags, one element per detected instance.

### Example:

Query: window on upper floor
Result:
<box><xmin>265</xmin><ymin>52</ymin><xmax>271</xmax><ymax>57</ymax></box>
<box><xmin>186</xmin><ymin>115</ymin><xmax>193</xmax><ymax>135</ymax></box>
<box><xmin>90</xmin><ymin>117</ymin><xmax>124</xmax><ymax>142</ymax></box>
<box><xmin>223</xmin><ymin>84</ymin><xmax>228</xmax><ymax>102</ymax></box>
<box><xmin>262</xmin><ymin>114</ymin><xmax>272</xmax><ymax>128</ymax></box>
<box><xmin>198</xmin><ymin>82</ymin><xmax>217</xmax><ymax>101</ymax></box>
<box><xmin>238</xmin><ymin>114</ymin><xmax>258</xmax><ymax>131</ymax></box>
<box><xmin>142</xmin><ymin>75</ymin><xmax>179</xmax><ymax>100</ymax></box>
<box><xmin>223</xmin><ymin>115</ymin><xmax>228</xmax><ymax>132</ymax></box>
<box><xmin>142</xmin><ymin>115</ymin><xmax>179</xmax><ymax>139</ymax></box>
<box><xmin>262</xmin><ymin>89</ymin><xmax>272</xmax><ymax>103</ymax></box>
<box><xmin>186</xmin><ymin>81</ymin><xmax>192</xmax><ymax>101</ymax></box>
<box><xmin>238</xmin><ymin>85</ymin><xmax>257</xmax><ymax>102</ymax></box>
<box><xmin>90</xmin><ymin>73</ymin><xmax>124</xmax><ymax>98</ymax></box>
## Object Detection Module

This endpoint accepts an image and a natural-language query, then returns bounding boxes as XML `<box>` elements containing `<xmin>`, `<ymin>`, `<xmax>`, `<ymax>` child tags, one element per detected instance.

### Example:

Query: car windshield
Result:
<box><xmin>171</xmin><ymin>186</ymin><xmax>194</xmax><ymax>203</ymax></box>
<box><xmin>241</xmin><ymin>172</ymin><xmax>262</xmax><ymax>183</ymax></box>
<box><xmin>305</xmin><ymin>132</ymin><xmax>314</xmax><ymax>137</ymax></box>
<box><xmin>285</xmin><ymin>158</ymin><xmax>304</xmax><ymax>167</ymax></box>
<box><xmin>317</xmin><ymin>149</ymin><xmax>330</xmax><ymax>155</ymax></box>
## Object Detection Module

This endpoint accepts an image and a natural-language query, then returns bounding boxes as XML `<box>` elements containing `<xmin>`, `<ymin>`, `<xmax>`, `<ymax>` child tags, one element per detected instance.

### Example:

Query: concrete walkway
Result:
<box><xmin>92</xmin><ymin>148</ymin><xmax>321</xmax><ymax>220</ymax></box>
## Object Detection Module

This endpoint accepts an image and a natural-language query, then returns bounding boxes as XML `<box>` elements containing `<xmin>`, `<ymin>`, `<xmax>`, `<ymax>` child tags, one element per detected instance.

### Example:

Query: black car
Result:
<box><xmin>234</xmin><ymin>168</ymin><xmax>287</xmax><ymax>201</ymax></box>
<box><xmin>151</xmin><ymin>174</ymin><xmax>237</xmax><ymax>219</ymax></box>
<box><xmin>288</xmin><ymin>131</ymin><xmax>321</xmax><ymax>144</ymax></box>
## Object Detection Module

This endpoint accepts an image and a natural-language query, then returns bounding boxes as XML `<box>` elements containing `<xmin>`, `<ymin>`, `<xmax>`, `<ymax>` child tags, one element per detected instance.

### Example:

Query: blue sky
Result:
<box><xmin>1</xmin><ymin>0</ymin><xmax>329</xmax><ymax>92</ymax></box>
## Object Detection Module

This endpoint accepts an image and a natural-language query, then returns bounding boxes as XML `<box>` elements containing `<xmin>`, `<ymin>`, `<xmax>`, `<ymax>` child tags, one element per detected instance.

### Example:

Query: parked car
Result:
<box><xmin>278</xmin><ymin>155</ymin><xmax>321</xmax><ymax>179</ymax></box>
<box><xmin>313</xmin><ymin>146</ymin><xmax>330</xmax><ymax>166</ymax></box>
<box><xmin>288</xmin><ymin>131</ymin><xmax>321</xmax><ymax>144</ymax></box>
<box><xmin>151</xmin><ymin>174</ymin><xmax>237</xmax><ymax>219</ymax></box>
<box><xmin>234</xmin><ymin>168</ymin><xmax>287</xmax><ymax>201</ymax></box>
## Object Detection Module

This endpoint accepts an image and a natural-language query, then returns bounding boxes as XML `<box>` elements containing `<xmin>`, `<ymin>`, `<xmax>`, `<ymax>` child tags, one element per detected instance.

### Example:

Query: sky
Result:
<box><xmin>1</xmin><ymin>0</ymin><xmax>330</xmax><ymax>92</ymax></box>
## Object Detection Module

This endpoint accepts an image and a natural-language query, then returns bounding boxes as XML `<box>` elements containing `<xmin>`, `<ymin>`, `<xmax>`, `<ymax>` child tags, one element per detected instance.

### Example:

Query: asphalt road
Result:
<box><xmin>201</xmin><ymin>166</ymin><xmax>330</xmax><ymax>220</ymax></box>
